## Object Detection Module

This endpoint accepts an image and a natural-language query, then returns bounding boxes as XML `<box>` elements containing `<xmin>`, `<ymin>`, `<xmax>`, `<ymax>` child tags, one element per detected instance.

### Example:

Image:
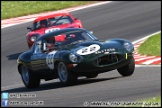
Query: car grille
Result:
<box><xmin>96</xmin><ymin>54</ymin><xmax>120</xmax><ymax>66</ymax></box>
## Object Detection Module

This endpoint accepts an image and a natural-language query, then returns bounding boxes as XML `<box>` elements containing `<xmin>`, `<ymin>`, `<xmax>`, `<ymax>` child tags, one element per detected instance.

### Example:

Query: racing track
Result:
<box><xmin>1</xmin><ymin>1</ymin><xmax>161</xmax><ymax>107</ymax></box>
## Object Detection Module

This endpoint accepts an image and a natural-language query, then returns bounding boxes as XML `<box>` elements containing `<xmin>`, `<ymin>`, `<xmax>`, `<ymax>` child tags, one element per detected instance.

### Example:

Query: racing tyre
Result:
<box><xmin>86</xmin><ymin>74</ymin><xmax>98</xmax><ymax>78</ymax></box>
<box><xmin>58</xmin><ymin>62</ymin><xmax>77</xmax><ymax>85</ymax></box>
<box><xmin>20</xmin><ymin>65</ymin><xmax>40</xmax><ymax>88</ymax></box>
<box><xmin>117</xmin><ymin>57</ymin><xmax>135</xmax><ymax>76</ymax></box>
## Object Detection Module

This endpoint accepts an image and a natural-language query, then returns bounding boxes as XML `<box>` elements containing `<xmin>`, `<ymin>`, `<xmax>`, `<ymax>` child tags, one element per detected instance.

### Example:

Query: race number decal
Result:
<box><xmin>46</xmin><ymin>51</ymin><xmax>57</xmax><ymax>69</ymax></box>
<box><xmin>45</xmin><ymin>28</ymin><xmax>60</xmax><ymax>34</ymax></box>
<box><xmin>77</xmin><ymin>44</ymin><xmax>100</xmax><ymax>55</ymax></box>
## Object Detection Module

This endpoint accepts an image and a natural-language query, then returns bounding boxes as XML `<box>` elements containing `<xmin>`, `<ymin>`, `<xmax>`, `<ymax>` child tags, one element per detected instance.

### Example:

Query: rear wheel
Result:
<box><xmin>117</xmin><ymin>57</ymin><xmax>135</xmax><ymax>76</ymax></box>
<box><xmin>57</xmin><ymin>62</ymin><xmax>77</xmax><ymax>85</ymax></box>
<box><xmin>21</xmin><ymin>65</ymin><xmax>40</xmax><ymax>88</ymax></box>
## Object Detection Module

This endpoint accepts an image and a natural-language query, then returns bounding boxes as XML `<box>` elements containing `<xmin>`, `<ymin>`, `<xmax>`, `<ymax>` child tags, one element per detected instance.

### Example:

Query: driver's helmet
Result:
<box><xmin>66</xmin><ymin>34</ymin><xmax>76</xmax><ymax>40</ymax></box>
<box><xmin>46</xmin><ymin>37</ymin><xmax>55</xmax><ymax>49</ymax></box>
<box><xmin>40</xmin><ymin>19</ymin><xmax>47</xmax><ymax>27</ymax></box>
<box><xmin>48</xmin><ymin>18</ymin><xmax>55</xmax><ymax>26</ymax></box>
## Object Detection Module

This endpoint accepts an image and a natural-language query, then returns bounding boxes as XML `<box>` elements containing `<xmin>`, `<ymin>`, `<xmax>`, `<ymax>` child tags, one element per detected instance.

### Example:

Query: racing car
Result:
<box><xmin>26</xmin><ymin>12</ymin><xmax>83</xmax><ymax>48</ymax></box>
<box><xmin>17</xmin><ymin>28</ymin><xmax>135</xmax><ymax>88</ymax></box>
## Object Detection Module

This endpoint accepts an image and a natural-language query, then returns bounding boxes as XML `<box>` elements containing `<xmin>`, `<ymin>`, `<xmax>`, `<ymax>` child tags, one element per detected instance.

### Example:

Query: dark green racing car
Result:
<box><xmin>17</xmin><ymin>28</ymin><xmax>135</xmax><ymax>88</ymax></box>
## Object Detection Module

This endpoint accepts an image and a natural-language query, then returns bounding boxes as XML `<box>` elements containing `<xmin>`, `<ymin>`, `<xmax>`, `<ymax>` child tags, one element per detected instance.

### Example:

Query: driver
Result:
<box><xmin>46</xmin><ymin>37</ymin><xmax>55</xmax><ymax>53</ymax></box>
<box><xmin>40</xmin><ymin>19</ymin><xmax>47</xmax><ymax>28</ymax></box>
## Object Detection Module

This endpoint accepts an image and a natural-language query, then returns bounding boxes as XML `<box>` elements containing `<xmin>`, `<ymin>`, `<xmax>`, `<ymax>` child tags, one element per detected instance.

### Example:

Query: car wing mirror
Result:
<box><xmin>74</xmin><ymin>18</ymin><xmax>78</xmax><ymax>20</ymax></box>
<box><xmin>43</xmin><ymin>43</ymin><xmax>47</xmax><ymax>52</ymax></box>
<box><xmin>27</xmin><ymin>27</ymin><xmax>32</xmax><ymax>31</ymax></box>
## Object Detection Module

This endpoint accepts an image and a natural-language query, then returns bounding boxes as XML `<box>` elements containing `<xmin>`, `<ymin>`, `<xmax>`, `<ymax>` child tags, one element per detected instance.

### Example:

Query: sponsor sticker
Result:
<box><xmin>95</xmin><ymin>48</ymin><xmax>115</xmax><ymax>54</ymax></box>
<box><xmin>45</xmin><ymin>28</ymin><xmax>60</xmax><ymax>34</ymax></box>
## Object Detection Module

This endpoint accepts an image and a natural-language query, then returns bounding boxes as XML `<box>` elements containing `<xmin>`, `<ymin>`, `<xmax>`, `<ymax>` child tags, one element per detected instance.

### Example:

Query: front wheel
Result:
<box><xmin>57</xmin><ymin>62</ymin><xmax>77</xmax><ymax>85</ymax></box>
<box><xmin>21</xmin><ymin>65</ymin><xmax>40</xmax><ymax>88</ymax></box>
<box><xmin>117</xmin><ymin>57</ymin><xmax>135</xmax><ymax>76</ymax></box>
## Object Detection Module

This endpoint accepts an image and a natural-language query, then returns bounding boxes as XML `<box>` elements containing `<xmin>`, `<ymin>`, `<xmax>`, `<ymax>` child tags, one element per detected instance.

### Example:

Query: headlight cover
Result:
<box><xmin>69</xmin><ymin>53</ymin><xmax>78</xmax><ymax>63</ymax></box>
<box><xmin>30</xmin><ymin>36</ymin><xmax>37</xmax><ymax>42</ymax></box>
<box><xmin>123</xmin><ymin>42</ymin><xmax>133</xmax><ymax>52</ymax></box>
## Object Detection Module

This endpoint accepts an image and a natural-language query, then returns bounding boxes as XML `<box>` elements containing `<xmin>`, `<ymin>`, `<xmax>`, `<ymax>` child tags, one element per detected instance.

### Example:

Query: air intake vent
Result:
<box><xmin>96</xmin><ymin>54</ymin><xmax>120</xmax><ymax>66</ymax></box>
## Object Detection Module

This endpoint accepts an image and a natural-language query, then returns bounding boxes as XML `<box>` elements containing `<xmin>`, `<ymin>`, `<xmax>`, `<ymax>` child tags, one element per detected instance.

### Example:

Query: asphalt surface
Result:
<box><xmin>1</xmin><ymin>1</ymin><xmax>161</xmax><ymax>107</ymax></box>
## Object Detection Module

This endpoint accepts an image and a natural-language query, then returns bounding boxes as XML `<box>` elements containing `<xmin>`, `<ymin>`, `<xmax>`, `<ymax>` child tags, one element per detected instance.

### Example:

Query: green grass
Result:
<box><xmin>1</xmin><ymin>1</ymin><xmax>99</xmax><ymax>19</ymax></box>
<box><xmin>116</xmin><ymin>96</ymin><xmax>161</xmax><ymax>107</ymax></box>
<box><xmin>137</xmin><ymin>33</ymin><xmax>161</xmax><ymax>56</ymax></box>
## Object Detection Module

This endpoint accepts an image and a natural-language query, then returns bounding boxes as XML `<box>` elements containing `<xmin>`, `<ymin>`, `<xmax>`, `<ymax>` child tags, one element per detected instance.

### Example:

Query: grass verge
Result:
<box><xmin>137</xmin><ymin>33</ymin><xmax>161</xmax><ymax>56</ymax></box>
<box><xmin>1</xmin><ymin>1</ymin><xmax>99</xmax><ymax>19</ymax></box>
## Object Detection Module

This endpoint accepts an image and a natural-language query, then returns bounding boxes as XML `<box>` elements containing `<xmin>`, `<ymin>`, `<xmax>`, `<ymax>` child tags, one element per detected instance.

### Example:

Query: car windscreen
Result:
<box><xmin>33</xmin><ymin>15</ymin><xmax>73</xmax><ymax>30</ymax></box>
<box><xmin>54</xmin><ymin>30</ymin><xmax>98</xmax><ymax>46</ymax></box>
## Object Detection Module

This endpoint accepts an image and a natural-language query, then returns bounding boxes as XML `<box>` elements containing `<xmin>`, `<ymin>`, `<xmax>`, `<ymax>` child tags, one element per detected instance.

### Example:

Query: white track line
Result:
<box><xmin>135</xmin><ymin>56</ymin><xmax>156</xmax><ymax>61</ymax></box>
<box><xmin>132</xmin><ymin>31</ymin><xmax>161</xmax><ymax>44</ymax></box>
<box><xmin>142</xmin><ymin>58</ymin><xmax>161</xmax><ymax>65</ymax></box>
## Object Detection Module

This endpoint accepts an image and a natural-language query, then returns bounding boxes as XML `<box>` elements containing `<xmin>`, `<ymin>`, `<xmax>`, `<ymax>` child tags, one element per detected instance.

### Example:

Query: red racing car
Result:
<box><xmin>26</xmin><ymin>12</ymin><xmax>83</xmax><ymax>48</ymax></box>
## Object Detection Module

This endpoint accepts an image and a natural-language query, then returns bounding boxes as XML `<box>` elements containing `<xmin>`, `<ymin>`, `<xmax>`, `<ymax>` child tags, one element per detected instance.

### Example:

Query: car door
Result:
<box><xmin>30</xmin><ymin>43</ymin><xmax>48</xmax><ymax>72</ymax></box>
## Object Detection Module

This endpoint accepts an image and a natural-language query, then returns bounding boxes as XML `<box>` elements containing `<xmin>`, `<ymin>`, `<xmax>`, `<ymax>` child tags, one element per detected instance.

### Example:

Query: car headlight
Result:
<box><xmin>123</xmin><ymin>42</ymin><xmax>132</xmax><ymax>51</ymax></box>
<box><xmin>30</xmin><ymin>36</ymin><xmax>37</xmax><ymax>42</ymax></box>
<box><xmin>69</xmin><ymin>53</ymin><xmax>78</xmax><ymax>63</ymax></box>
